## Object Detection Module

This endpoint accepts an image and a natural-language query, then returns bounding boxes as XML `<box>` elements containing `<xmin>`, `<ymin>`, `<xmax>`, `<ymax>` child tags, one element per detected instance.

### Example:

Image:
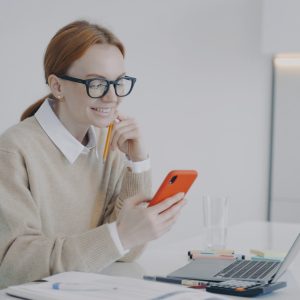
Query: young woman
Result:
<box><xmin>0</xmin><ymin>20</ymin><xmax>185</xmax><ymax>288</ymax></box>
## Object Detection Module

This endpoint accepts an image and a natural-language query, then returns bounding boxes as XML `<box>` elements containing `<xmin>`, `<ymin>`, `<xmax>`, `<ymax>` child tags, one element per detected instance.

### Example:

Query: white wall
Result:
<box><xmin>0</xmin><ymin>0</ymin><xmax>272</xmax><ymax>242</ymax></box>
<box><xmin>262</xmin><ymin>0</ymin><xmax>300</xmax><ymax>53</ymax></box>
<box><xmin>262</xmin><ymin>0</ymin><xmax>300</xmax><ymax>224</ymax></box>
<box><xmin>271</xmin><ymin>61</ymin><xmax>300</xmax><ymax>222</ymax></box>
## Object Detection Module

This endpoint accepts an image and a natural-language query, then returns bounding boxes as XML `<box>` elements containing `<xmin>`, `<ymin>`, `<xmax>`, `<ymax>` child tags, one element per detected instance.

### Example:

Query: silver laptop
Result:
<box><xmin>168</xmin><ymin>233</ymin><xmax>300</xmax><ymax>284</ymax></box>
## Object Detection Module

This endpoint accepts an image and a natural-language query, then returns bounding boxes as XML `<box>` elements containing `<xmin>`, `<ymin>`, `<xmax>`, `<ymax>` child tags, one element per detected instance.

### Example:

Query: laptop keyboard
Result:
<box><xmin>214</xmin><ymin>260</ymin><xmax>281</xmax><ymax>280</ymax></box>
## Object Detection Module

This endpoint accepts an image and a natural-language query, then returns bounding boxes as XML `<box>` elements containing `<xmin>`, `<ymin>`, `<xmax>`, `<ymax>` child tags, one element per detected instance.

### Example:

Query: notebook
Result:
<box><xmin>168</xmin><ymin>233</ymin><xmax>300</xmax><ymax>284</ymax></box>
<box><xmin>5</xmin><ymin>271</ymin><xmax>227</xmax><ymax>300</ymax></box>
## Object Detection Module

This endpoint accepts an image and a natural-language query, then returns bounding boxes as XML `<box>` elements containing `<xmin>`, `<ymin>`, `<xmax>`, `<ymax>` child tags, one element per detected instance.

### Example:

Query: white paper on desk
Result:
<box><xmin>6</xmin><ymin>272</ymin><xmax>229</xmax><ymax>300</ymax></box>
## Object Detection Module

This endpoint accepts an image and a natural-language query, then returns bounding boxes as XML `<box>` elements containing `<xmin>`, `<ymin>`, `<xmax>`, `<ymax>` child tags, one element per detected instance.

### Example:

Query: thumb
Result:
<box><xmin>116</xmin><ymin>113</ymin><xmax>129</xmax><ymax>121</ymax></box>
<box><xmin>126</xmin><ymin>194</ymin><xmax>150</xmax><ymax>207</ymax></box>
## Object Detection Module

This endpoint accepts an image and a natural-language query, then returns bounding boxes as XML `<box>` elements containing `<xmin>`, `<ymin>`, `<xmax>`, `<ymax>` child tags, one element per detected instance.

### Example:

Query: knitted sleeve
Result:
<box><xmin>0</xmin><ymin>149</ymin><xmax>125</xmax><ymax>288</ymax></box>
<box><xmin>100</xmin><ymin>151</ymin><xmax>152</xmax><ymax>261</ymax></box>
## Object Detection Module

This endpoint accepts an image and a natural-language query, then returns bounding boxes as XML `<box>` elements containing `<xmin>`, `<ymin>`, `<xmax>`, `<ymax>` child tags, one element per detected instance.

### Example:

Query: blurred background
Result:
<box><xmin>0</xmin><ymin>0</ymin><xmax>299</xmax><ymax>243</ymax></box>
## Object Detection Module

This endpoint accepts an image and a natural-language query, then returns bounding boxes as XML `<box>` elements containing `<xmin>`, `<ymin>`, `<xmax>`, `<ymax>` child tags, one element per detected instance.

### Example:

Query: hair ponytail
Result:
<box><xmin>20</xmin><ymin>20</ymin><xmax>125</xmax><ymax>122</ymax></box>
<box><xmin>20</xmin><ymin>94</ymin><xmax>52</xmax><ymax>121</ymax></box>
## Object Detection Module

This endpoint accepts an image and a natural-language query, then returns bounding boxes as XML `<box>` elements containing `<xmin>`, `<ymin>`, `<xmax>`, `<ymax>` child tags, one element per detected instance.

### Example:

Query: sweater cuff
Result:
<box><xmin>114</xmin><ymin>168</ymin><xmax>152</xmax><ymax>219</ymax></box>
<box><xmin>107</xmin><ymin>222</ymin><xmax>129</xmax><ymax>256</ymax></box>
<box><xmin>126</xmin><ymin>157</ymin><xmax>151</xmax><ymax>173</ymax></box>
<box><xmin>118</xmin><ymin>169</ymin><xmax>152</xmax><ymax>202</ymax></box>
<box><xmin>68</xmin><ymin>224</ymin><xmax>123</xmax><ymax>272</ymax></box>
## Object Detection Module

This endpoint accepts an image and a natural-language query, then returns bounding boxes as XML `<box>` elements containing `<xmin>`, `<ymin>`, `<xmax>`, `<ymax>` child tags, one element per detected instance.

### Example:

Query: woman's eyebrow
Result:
<box><xmin>86</xmin><ymin>72</ymin><xmax>126</xmax><ymax>79</ymax></box>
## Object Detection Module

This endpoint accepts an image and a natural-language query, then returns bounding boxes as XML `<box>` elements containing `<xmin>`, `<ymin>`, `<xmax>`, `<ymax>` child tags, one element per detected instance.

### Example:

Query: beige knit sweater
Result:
<box><xmin>0</xmin><ymin>117</ymin><xmax>151</xmax><ymax>288</ymax></box>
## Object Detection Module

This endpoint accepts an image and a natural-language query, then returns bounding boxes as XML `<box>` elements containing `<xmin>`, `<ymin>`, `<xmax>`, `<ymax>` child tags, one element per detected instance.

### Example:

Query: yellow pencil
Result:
<box><xmin>103</xmin><ymin>123</ymin><xmax>114</xmax><ymax>162</ymax></box>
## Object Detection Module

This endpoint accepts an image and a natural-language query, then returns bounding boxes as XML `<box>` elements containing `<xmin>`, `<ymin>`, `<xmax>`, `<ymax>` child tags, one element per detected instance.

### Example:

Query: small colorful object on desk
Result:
<box><xmin>188</xmin><ymin>249</ymin><xmax>245</xmax><ymax>260</ymax></box>
<box><xmin>251</xmin><ymin>256</ymin><xmax>284</xmax><ymax>262</ymax></box>
<box><xmin>250</xmin><ymin>249</ymin><xmax>286</xmax><ymax>262</ymax></box>
<box><xmin>189</xmin><ymin>249</ymin><xmax>235</xmax><ymax>255</ymax></box>
<box><xmin>143</xmin><ymin>275</ymin><xmax>208</xmax><ymax>288</ymax></box>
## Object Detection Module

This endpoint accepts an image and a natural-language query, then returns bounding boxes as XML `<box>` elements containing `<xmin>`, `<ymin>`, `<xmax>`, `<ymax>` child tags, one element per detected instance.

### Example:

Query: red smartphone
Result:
<box><xmin>148</xmin><ymin>170</ymin><xmax>198</xmax><ymax>207</ymax></box>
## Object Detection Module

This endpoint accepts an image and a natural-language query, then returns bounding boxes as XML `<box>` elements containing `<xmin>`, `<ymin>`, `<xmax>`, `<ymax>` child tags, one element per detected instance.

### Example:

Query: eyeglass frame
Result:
<box><xmin>56</xmin><ymin>74</ymin><xmax>137</xmax><ymax>98</ymax></box>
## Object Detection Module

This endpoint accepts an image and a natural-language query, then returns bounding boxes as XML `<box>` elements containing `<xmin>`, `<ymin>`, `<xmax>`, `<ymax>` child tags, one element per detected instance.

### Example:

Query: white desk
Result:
<box><xmin>1</xmin><ymin>221</ymin><xmax>299</xmax><ymax>299</ymax></box>
<box><xmin>102</xmin><ymin>221</ymin><xmax>300</xmax><ymax>299</ymax></box>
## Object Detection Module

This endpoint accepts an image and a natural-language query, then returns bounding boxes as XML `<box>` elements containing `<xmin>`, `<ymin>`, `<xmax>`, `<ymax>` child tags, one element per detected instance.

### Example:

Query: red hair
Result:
<box><xmin>21</xmin><ymin>20</ymin><xmax>125</xmax><ymax>121</ymax></box>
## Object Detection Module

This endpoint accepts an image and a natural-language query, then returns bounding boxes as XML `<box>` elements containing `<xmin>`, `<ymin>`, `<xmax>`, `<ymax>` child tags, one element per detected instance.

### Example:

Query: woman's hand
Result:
<box><xmin>110</xmin><ymin>114</ymin><xmax>148</xmax><ymax>162</ymax></box>
<box><xmin>116</xmin><ymin>192</ymin><xmax>185</xmax><ymax>250</ymax></box>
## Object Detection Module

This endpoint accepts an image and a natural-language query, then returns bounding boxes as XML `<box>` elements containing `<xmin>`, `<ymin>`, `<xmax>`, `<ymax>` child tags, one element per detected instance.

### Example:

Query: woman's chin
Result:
<box><xmin>88</xmin><ymin>111</ymin><xmax>116</xmax><ymax>128</ymax></box>
<box><xmin>91</xmin><ymin>118</ymin><xmax>112</xmax><ymax>128</ymax></box>
<box><xmin>88</xmin><ymin>108</ymin><xmax>117</xmax><ymax>128</ymax></box>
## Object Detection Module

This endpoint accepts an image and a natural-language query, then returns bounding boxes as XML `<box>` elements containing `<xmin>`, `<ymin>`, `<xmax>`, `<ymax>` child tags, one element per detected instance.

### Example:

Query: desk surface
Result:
<box><xmin>102</xmin><ymin>221</ymin><xmax>300</xmax><ymax>300</ymax></box>
<box><xmin>1</xmin><ymin>221</ymin><xmax>299</xmax><ymax>299</ymax></box>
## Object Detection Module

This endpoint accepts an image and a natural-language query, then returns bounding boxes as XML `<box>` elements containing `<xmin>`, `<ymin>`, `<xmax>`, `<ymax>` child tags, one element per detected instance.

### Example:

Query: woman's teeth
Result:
<box><xmin>92</xmin><ymin>107</ymin><xmax>112</xmax><ymax>113</ymax></box>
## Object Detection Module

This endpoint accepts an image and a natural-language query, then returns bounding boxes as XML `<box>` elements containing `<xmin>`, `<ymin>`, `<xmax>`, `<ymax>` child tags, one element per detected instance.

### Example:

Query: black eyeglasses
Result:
<box><xmin>57</xmin><ymin>74</ymin><xmax>136</xmax><ymax>98</ymax></box>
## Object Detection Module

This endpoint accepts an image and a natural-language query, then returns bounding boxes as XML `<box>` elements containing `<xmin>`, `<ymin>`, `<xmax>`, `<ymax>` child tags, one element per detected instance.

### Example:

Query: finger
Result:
<box><xmin>117</xmin><ymin>128</ymin><xmax>139</xmax><ymax>147</ymax></box>
<box><xmin>158</xmin><ymin>214</ymin><xmax>179</xmax><ymax>236</ymax></box>
<box><xmin>110</xmin><ymin>118</ymin><xmax>135</xmax><ymax>148</ymax></box>
<box><xmin>116</xmin><ymin>113</ymin><xmax>130</xmax><ymax>121</ymax></box>
<box><xmin>112</xmin><ymin>116</ymin><xmax>134</xmax><ymax>133</ymax></box>
<box><xmin>110</xmin><ymin>124</ymin><xmax>125</xmax><ymax>150</ymax></box>
<box><xmin>112</xmin><ymin>118</ymin><xmax>138</xmax><ymax>142</ymax></box>
<box><xmin>150</xmin><ymin>192</ymin><xmax>185</xmax><ymax>214</ymax></box>
<box><xmin>158</xmin><ymin>199</ymin><xmax>185</xmax><ymax>222</ymax></box>
<box><xmin>113</xmin><ymin>117</ymin><xmax>134</xmax><ymax>131</ymax></box>
<box><xmin>125</xmin><ymin>194</ymin><xmax>150</xmax><ymax>207</ymax></box>
<box><xmin>111</xmin><ymin>124</ymin><xmax>137</xmax><ymax>150</ymax></box>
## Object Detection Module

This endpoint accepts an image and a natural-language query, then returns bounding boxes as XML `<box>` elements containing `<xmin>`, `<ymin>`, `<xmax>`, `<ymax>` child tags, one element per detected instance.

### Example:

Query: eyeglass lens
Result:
<box><xmin>88</xmin><ymin>77</ymin><xmax>133</xmax><ymax>97</ymax></box>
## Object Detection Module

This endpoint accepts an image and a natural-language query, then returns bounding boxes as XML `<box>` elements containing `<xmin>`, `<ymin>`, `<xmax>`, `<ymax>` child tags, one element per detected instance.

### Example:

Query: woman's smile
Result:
<box><xmin>90</xmin><ymin>105</ymin><xmax>115</xmax><ymax>118</ymax></box>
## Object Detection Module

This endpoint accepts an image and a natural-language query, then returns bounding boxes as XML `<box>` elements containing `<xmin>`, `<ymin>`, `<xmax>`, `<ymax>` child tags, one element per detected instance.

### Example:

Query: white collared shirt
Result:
<box><xmin>35</xmin><ymin>98</ymin><xmax>150</xmax><ymax>255</ymax></box>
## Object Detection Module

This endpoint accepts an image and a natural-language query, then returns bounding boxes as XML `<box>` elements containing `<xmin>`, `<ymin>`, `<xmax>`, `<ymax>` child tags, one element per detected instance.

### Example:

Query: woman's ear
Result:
<box><xmin>47</xmin><ymin>74</ymin><xmax>64</xmax><ymax>98</ymax></box>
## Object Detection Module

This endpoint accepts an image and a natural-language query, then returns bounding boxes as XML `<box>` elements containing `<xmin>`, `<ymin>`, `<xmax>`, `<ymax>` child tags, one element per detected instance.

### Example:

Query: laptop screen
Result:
<box><xmin>272</xmin><ymin>233</ymin><xmax>300</xmax><ymax>282</ymax></box>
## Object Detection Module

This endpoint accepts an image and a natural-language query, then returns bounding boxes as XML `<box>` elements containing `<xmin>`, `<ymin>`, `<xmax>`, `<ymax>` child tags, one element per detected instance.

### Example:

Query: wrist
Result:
<box><xmin>128</xmin><ymin>154</ymin><xmax>148</xmax><ymax>162</ymax></box>
<box><xmin>116</xmin><ymin>222</ymin><xmax>131</xmax><ymax>250</ymax></box>
<box><xmin>128</xmin><ymin>141</ymin><xmax>148</xmax><ymax>162</ymax></box>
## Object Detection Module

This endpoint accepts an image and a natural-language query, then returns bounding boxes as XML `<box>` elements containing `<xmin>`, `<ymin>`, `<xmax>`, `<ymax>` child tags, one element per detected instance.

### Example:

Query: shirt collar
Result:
<box><xmin>35</xmin><ymin>98</ymin><xmax>97</xmax><ymax>164</ymax></box>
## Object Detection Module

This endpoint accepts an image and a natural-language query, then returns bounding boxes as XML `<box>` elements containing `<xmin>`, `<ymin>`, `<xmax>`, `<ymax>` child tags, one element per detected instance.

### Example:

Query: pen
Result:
<box><xmin>143</xmin><ymin>275</ymin><xmax>207</xmax><ymax>288</ymax></box>
<box><xmin>52</xmin><ymin>282</ymin><xmax>110</xmax><ymax>291</ymax></box>
<box><xmin>188</xmin><ymin>249</ymin><xmax>235</xmax><ymax>256</ymax></box>
<box><xmin>103</xmin><ymin>123</ymin><xmax>114</xmax><ymax>162</ymax></box>
<box><xmin>188</xmin><ymin>253</ymin><xmax>245</xmax><ymax>260</ymax></box>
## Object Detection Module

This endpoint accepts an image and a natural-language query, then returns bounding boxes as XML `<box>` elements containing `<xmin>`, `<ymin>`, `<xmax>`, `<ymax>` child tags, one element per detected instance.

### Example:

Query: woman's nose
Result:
<box><xmin>102</xmin><ymin>84</ymin><xmax>118</xmax><ymax>102</ymax></box>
